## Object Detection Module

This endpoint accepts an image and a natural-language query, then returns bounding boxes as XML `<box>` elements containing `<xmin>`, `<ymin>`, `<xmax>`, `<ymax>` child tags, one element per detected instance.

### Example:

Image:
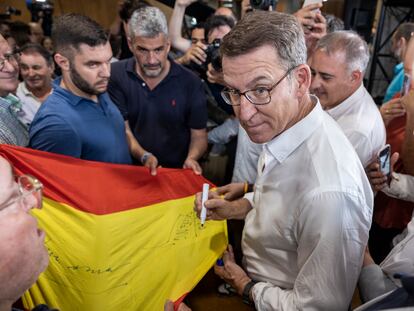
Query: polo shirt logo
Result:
<box><xmin>171</xmin><ymin>99</ymin><xmax>176</xmax><ymax>107</ymax></box>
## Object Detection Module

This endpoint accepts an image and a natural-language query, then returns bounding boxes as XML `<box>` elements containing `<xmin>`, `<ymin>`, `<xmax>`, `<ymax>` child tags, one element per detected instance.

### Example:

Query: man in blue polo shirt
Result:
<box><xmin>29</xmin><ymin>14</ymin><xmax>132</xmax><ymax>165</ymax></box>
<box><xmin>108</xmin><ymin>6</ymin><xmax>207</xmax><ymax>175</ymax></box>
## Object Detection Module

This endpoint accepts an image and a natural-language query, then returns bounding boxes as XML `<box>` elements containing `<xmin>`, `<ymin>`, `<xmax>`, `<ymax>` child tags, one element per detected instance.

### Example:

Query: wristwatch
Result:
<box><xmin>140</xmin><ymin>152</ymin><xmax>152</xmax><ymax>164</ymax></box>
<box><xmin>242</xmin><ymin>280</ymin><xmax>256</xmax><ymax>306</ymax></box>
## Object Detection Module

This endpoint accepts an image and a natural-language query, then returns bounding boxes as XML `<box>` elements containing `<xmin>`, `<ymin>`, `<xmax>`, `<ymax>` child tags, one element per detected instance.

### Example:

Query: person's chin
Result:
<box><xmin>245</xmin><ymin>124</ymin><xmax>269</xmax><ymax>143</ymax></box>
<box><xmin>143</xmin><ymin>68</ymin><xmax>162</xmax><ymax>77</ymax></box>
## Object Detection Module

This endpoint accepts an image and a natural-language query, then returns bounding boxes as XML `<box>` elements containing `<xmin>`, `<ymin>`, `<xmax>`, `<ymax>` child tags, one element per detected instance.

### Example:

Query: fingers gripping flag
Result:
<box><xmin>0</xmin><ymin>145</ymin><xmax>228</xmax><ymax>310</ymax></box>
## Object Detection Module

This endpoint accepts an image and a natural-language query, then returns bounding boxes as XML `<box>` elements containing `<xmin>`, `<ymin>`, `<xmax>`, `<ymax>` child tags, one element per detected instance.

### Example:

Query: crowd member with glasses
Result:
<box><xmin>0</xmin><ymin>156</ymin><xmax>50</xmax><ymax>311</ymax></box>
<box><xmin>309</xmin><ymin>31</ymin><xmax>386</xmax><ymax>168</ymax></box>
<box><xmin>194</xmin><ymin>11</ymin><xmax>373</xmax><ymax>309</ymax></box>
<box><xmin>108</xmin><ymin>6</ymin><xmax>207</xmax><ymax>176</ymax></box>
<box><xmin>29</xmin><ymin>14</ymin><xmax>132</xmax><ymax>165</ymax></box>
<box><xmin>0</xmin><ymin>34</ymin><xmax>29</xmax><ymax>146</ymax></box>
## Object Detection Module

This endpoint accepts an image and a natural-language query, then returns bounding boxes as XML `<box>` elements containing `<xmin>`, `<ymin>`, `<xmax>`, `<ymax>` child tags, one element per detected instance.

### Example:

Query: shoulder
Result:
<box><xmin>110</xmin><ymin>58</ymin><xmax>132</xmax><ymax>75</ymax></box>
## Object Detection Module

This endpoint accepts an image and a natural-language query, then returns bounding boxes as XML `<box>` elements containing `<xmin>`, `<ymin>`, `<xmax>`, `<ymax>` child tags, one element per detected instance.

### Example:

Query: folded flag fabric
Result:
<box><xmin>0</xmin><ymin>145</ymin><xmax>228</xmax><ymax>311</ymax></box>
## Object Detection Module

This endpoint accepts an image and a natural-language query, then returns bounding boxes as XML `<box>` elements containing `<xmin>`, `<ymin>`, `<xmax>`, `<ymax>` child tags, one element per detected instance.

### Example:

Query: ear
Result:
<box><xmin>54</xmin><ymin>53</ymin><xmax>69</xmax><ymax>72</ymax></box>
<box><xmin>294</xmin><ymin>64</ymin><xmax>312</xmax><ymax>98</ymax></box>
<box><xmin>166</xmin><ymin>38</ymin><xmax>171</xmax><ymax>54</ymax></box>
<box><xmin>126</xmin><ymin>36</ymin><xmax>133</xmax><ymax>52</ymax></box>
<box><xmin>350</xmin><ymin>70</ymin><xmax>362</xmax><ymax>86</ymax></box>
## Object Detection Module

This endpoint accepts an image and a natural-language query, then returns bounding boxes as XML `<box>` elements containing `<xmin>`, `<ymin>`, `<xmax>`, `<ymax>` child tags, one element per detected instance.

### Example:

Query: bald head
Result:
<box><xmin>215</xmin><ymin>7</ymin><xmax>237</xmax><ymax>23</ymax></box>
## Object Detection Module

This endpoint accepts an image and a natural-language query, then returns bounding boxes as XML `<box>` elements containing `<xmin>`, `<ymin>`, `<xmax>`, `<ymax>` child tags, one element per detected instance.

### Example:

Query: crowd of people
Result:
<box><xmin>1</xmin><ymin>0</ymin><xmax>414</xmax><ymax>310</ymax></box>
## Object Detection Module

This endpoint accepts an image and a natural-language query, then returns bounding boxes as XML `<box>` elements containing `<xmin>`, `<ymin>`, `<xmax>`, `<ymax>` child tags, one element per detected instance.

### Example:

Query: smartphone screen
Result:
<box><xmin>402</xmin><ymin>74</ymin><xmax>411</xmax><ymax>97</ymax></box>
<box><xmin>378</xmin><ymin>144</ymin><xmax>391</xmax><ymax>177</ymax></box>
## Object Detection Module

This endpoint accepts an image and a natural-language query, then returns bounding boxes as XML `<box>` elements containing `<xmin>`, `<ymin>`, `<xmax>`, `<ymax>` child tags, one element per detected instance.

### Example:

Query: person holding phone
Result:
<box><xmin>309</xmin><ymin>31</ymin><xmax>386</xmax><ymax>168</ymax></box>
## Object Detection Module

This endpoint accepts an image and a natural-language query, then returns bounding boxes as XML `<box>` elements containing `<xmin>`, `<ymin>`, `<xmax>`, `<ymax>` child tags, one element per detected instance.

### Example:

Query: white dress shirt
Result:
<box><xmin>326</xmin><ymin>85</ymin><xmax>386</xmax><ymax>168</ymax></box>
<box><xmin>16</xmin><ymin>82</ymin><xmax>46</xmax><ymax>126</ymax></box>
<box><xmin>232</xmin><ymin>125</ymin><xmax>262</xmax><ymax>183</ymax></box>
<box><xmin>243</xmin><ymin>99</ymin><xmax>374</xmax><ymax>310</ymax></box>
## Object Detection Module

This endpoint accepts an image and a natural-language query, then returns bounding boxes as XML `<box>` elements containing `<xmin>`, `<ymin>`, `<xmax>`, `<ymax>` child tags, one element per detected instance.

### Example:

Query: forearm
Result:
<box><xmin>358</xmin><ymin>264</ymin><xmax>397</xmax><ymax>303</ymax></box>
<box><xmin>169</xmin><ymin>2</ymin><xmax>191</xmax><ymax>52</ymax></box>
<box><xmin>124</xmin><ymin>121</ymin><xmax>147</xmax><ymax>161</ymax></box>
<box><xmin>186</xmin><ymin>129</ymin><xmax>207</xmax><ymax>161</ymax></box>
<box><xmin>382</xmin><ymin>173</ymin><xmax>414</xmax><ymax>202</ymax></box>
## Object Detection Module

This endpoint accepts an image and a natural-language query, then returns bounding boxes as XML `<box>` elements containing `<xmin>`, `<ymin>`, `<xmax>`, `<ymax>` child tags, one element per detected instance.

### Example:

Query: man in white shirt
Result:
<box><xmin>309</xmin><ymin>31</ymin><xmax>386</xmax><ymax>167</ymax></box>
<box><xmin>16</xmin><ymin>43</ymin><xmax>54</xmax><ymax>126</ymax></box>
<box><xmin>195</xmin><ymin>11</ymin><xmax>373</xmax><ymax>310</ymax></box>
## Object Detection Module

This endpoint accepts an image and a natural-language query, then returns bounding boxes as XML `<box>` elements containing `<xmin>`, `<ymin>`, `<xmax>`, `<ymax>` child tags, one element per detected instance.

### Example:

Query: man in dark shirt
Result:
<box><xmin>108</xmin><ymin>6</ymin><xmax>207</xmax><ymax>175</ymax></box>
<box><xmin>29</xmin><ymin>14</ymin><xmax>132</xmax><ymax>165</ymax></box>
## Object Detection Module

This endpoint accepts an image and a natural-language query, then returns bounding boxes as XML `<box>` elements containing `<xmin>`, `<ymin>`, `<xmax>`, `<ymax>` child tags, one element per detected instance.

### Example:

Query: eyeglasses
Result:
<box><xmin>0</xmin><ymin>175</ymin><xmax>43</xmax><ymax>211</ymax></box>
<box><xmin>0</xmin><ymin>52</ymin><xmax>20</xmax><ymax>71</ymax></box>
<box><xmin>221</xmin><ymin>66</ymin><xmax>296</xmax><ymax>106</ymax></box>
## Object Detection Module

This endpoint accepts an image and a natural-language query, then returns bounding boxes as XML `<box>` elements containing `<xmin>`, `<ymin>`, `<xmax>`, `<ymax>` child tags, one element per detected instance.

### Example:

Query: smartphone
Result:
<box><xmin>378</xmin><ymin>144</ymin><xmax>391</xmax><ymax>182</ymax></box>
<box><xmin>402</xmin><ymin>73</ymin><xmax>411</xmax><ymax>97</ymax></box>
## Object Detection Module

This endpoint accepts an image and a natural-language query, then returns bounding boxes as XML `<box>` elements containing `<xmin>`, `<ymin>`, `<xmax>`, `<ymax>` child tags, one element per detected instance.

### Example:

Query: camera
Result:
<box><xmin>249</xmin><ymin>0</ymin><xmax>277</xmax><ymax>11</ymax></box>
<box><xmin>205</xmin><ymin>39</ymin><xmax>222</xmax><ymax>72</ymax></box>
<box><xmin>0</xmin><ymin>7</ymin><xmax>21</xmax><ymax>21</ymax></box>
<box><xmin>189</xmin><ymin>38</ymin><xmax>222</xmax><ymax>77</ymax></box>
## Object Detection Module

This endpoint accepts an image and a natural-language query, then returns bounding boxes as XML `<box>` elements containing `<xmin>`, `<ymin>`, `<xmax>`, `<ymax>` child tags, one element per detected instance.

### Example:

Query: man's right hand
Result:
<box><xmin>177</xmin><ymin>41</ymin><xmax>207</xmax><ymax>66</ymax></box>
<box><xmin>143</xmin><ymin>154</ymin><xmax>159</xmax><ymax>176</ymax></box>
<box><xmin>194</xmin><ymin>190</ymin><xmax>239</xmax><ymax>220</ymax></box>
<box><xmin>380</xmin><ymin>98</ymin><xmax>406</xmax><ymax>127</ymax></box>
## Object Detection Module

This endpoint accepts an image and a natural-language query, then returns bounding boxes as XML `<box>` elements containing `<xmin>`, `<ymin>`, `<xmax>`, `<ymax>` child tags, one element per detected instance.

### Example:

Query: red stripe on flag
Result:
<box><xmin>0</xmin><ymin>145</ymin><xmax>213</xmax><ymax>215</ymax></box>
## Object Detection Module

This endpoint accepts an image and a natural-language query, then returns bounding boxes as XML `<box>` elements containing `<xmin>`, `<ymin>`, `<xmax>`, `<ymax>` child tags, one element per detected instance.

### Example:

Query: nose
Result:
<box><xmin>100</xmin><ymin>62</ymin><xmax>111</xmax><ymax>78</ymax></box>
<box><xmin>310</xmin><ymin>74</ymin><xmax>321</xmax><ymax>93</ymax></box>
<box><xmin>21</xmin><ymin>193</ymin><xmax>38</xmax><ymax>212</ymax></box>
<box><xmin>237</xmin><ymin>95</ymin><xmax>257</xmax><ymax>123</ymax></box>
<box><xmin>27</xmin><ymin>68</ymin><xmax>36</xmax><ymax>77</ymax></box>
<box><xmin>2</xmin><ymin>58</ymin><xmax>17</xmax><ymax>73</ymax></box>
<box><xmin>147</xmin><ymin>51</ymin><xmax>158</xmax><ymax>65</ymax></box>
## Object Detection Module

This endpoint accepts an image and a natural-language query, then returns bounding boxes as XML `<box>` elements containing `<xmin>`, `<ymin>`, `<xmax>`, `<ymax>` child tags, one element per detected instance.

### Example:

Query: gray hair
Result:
<box><xmin>315</xmin><ymin>30</ymin><xmax>369</xmax><ymax>73</ymax></box>
<box><xmin>128</xmin><ymin>6</ymin><xmax>168</xmax><ymax>39</ymax></box>
<box><xmin>220</xmin><ymin>11</ymin><xmax>307</xmax><ymax>71</ymax></box>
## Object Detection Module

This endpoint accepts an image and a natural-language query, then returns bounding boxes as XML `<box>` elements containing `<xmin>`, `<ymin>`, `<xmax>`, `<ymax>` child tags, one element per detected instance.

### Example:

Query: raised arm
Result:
<box><xmin>168</xmin><ymin>0</ymin><xmax>197</xmax><ymax>53</ymax></box>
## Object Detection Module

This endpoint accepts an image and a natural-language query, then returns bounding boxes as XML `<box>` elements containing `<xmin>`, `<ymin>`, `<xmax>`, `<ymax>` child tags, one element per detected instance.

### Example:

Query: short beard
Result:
<box><xmin>69</xmin><ymin>64</ymin><xmax>103</xmax><ymax>96</ymax></box>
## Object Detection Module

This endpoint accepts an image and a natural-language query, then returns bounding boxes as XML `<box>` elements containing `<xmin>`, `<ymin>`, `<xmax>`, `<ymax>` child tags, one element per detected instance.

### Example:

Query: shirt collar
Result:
<box><xmin>52</xmin><ymin>77</ymin><xmax>104</xmax><ymax>106</ymax></box>
<box><xmin>19</xmin><ymin>82</ymin><xmax>33</xmax><ymax>96</ymax></box>
<box><xmin>264</xmin><ymin>95</ymin><xmax>322</xmax><ymax>164</ymax></box>
<box><xmin>325</xmin><ymin>84</ymin><xmax>364</xmax><ymax>120</ymax></box>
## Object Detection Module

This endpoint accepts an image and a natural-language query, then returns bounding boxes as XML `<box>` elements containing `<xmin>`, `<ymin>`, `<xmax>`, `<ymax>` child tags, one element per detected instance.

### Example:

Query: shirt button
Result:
<box><xmin>142</xmin><ymin>83</ymin><xmax>146</xmax><ymax>87</ymax></box>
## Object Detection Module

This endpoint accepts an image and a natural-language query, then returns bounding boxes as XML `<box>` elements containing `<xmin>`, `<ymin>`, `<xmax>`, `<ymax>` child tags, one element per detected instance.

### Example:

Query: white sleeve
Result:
<box><xmin>382</xmin><ymin>173</ymin><xmax>414</xmax><ymax>202</ymax></box>
<box><xmin>251</xmin><ymin>190</ymin><xmax>371</xmax><ymax>310</ymax></box>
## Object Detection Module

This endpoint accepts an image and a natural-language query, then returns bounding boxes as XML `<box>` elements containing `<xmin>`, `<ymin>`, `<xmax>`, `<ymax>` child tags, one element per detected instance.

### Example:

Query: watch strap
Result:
<box><xmin>242</xmin><ymin>280</ymin><xmax>256</xmax><ymax>306</ymax></box>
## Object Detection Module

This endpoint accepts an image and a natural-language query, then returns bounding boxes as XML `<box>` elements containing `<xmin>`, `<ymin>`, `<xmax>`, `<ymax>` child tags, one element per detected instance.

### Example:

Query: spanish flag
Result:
<box><xmin>0</xmin><ymin>145</ymin><xmax>227</xmax><ymax>310</ymax></box>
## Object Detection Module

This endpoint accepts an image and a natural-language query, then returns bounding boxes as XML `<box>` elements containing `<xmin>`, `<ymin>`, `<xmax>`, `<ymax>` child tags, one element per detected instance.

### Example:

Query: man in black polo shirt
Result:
<box><xmin>108</xmin><ymin>6</ymin><xmax>208</xmax><ymax>176</ymax></box>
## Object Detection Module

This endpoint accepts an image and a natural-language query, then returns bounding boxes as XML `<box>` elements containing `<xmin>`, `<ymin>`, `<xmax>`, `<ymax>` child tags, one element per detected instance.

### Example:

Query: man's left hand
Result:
<box><xmin>214</xmin><ymin>245</ymin><xmax>251</xmax><ymax>296</ymax></box>
<box><xmin>183</xmin><ymin>158</ymin><xmax>202</xmax><ymax>175</ymax></box>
